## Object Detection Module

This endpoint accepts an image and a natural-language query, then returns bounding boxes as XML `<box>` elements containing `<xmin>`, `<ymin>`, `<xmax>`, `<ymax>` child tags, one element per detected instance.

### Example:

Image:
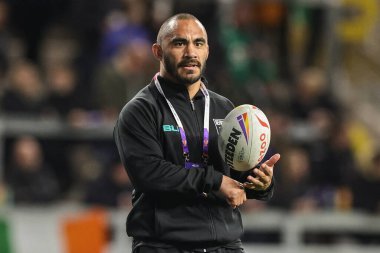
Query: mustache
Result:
<box><xmin>178</xmin><ymin>60</ymin><xmax>201</xmax><ymax>68</ymax></box>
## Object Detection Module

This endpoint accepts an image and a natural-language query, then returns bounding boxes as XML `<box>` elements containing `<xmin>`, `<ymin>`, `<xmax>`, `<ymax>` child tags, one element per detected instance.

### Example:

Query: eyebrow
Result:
<box><xmin>171</xmin><ymin>37</ymin><xmax>188</xmax><ymax>44</ymax></box>
<box><xmin>170</xmin><ymin>37</ymin><xmax>207</xmax><ymax>44</ymax></box>
<box><xmin>194</xmin><ymin>38</ymin><xmax>207</xmax><ymax>44</ymax></box>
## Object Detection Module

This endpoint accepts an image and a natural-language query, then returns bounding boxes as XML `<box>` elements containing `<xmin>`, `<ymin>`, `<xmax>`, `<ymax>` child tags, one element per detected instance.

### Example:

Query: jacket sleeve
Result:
<box><xmin>114</xmin><ymin>98</ymin><xmax>223</xmax><ymax>198</ymax></box>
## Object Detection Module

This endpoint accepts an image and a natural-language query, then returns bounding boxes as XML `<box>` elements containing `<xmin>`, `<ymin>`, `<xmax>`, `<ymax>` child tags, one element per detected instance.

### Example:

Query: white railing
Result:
<box><xmin>1</xmin><ymin>205</ymin><xmax>380</xmax><ymax>253</ymax></box>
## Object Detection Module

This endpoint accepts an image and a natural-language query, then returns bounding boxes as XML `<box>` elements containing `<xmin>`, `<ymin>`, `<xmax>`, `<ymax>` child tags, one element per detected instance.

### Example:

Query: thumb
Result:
<box><xmin>264</xmin><ymin>153</ymin><xmax>281</xmax><ymax>167</ymax></box>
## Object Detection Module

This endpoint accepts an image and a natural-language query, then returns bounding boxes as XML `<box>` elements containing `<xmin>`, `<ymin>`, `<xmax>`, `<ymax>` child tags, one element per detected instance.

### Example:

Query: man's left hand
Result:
<box><xmin>244</xmin><ymin>153</ymin><xmax>280</xmax><ymax>191</ymax></box>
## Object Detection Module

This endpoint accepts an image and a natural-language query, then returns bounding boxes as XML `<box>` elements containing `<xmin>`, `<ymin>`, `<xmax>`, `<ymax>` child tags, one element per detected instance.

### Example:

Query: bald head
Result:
<box><xmin>156</xmin><ymin>13</ymin><xmax>207</xmax><ymax>45</ymax></box>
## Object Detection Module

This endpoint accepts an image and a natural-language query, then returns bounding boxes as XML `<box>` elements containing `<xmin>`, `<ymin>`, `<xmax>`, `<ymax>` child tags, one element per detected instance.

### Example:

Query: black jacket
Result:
<box><xmin>114</xmin><ymin>76</ymin><xmax>274</xmax><ymax>248</ymax></box>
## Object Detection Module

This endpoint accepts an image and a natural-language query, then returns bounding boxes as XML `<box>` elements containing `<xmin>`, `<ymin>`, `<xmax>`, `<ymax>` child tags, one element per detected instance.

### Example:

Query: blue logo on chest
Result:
<box><xmin>163</xmin><ymin>125</ymin><xmax>179</xmax><ymax>132</ymax></box>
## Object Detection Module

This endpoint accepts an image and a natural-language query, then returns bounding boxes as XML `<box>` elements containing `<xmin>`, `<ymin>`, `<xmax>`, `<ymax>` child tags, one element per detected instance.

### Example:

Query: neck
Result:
<box><xmin>187</xmin><ymin>82</ymin><xmax>201</xmax><ymax>99</ymax></box>
<box><xmin>159</xmin><ymin>70</ymin><xmax>202</xmax><ymax>99</ymax></box>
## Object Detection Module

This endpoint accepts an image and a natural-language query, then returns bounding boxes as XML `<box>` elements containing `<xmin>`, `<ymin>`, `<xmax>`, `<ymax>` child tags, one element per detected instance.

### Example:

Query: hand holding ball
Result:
<box><xmin>218</xmin><ymin>105</ymin><xmax>271</xmax><ymax>171</ymax></box>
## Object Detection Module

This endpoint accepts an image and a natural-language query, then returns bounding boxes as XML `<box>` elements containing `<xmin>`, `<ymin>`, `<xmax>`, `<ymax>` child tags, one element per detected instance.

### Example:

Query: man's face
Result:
<box><xmin>159</xmin><ymin>19</ymin><xmax>209</xmax><ymax>85</ymax></box>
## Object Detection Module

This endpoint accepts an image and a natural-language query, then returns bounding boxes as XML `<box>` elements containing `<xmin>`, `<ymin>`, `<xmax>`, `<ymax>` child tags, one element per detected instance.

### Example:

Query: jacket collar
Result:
<box><xmin>154</xmin><ymin>75</ymin><xmax>207</xmax><ymax>100</ymax></box>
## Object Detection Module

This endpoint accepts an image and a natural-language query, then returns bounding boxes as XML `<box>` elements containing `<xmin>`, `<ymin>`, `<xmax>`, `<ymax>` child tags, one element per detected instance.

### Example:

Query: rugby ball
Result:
<box><xmin>218</xmin><ymin>105</ymin><xmax>271</xmax><ymax>171</ymax></box>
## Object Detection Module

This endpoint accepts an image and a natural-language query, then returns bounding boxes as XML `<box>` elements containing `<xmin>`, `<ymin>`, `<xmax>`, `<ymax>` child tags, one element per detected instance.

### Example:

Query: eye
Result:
<box><xmin>195</xmin><ymin>41</ymin><xmax>205</xmax><ymax>47</ymax></box>
<box><xmin>174</xmin><ymin>41</ymin><xmax>184</xmax><ymax>47</ymax></box>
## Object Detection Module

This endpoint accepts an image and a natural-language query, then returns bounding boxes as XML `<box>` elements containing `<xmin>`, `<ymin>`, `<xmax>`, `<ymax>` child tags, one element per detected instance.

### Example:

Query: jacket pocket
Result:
<box><xmin>154</xmin><ymin>198</ymin><xmax>215</xmax><ymax>243</ymax></box>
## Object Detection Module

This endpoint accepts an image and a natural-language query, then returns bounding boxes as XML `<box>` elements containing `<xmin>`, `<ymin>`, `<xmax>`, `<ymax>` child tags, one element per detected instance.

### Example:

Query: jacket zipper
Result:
<box><xmin>190</xmin><ymin>99</ymin><xmax>195</xmax><ymax>111</ymax></box>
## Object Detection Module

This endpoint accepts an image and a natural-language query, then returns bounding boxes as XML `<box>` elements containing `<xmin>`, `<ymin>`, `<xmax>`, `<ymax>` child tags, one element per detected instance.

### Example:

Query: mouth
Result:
<box><xmin>179</xmin><ymin>61</ymin><xmax>201</xmax><ymax>70</ymax></box>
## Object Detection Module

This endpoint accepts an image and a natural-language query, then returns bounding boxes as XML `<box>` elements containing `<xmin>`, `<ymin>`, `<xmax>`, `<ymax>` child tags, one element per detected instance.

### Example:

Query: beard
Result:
<box><xmin>163</xmin><ymin>54</ymin><xmax>206</xmax><ymax>85</ymax></box>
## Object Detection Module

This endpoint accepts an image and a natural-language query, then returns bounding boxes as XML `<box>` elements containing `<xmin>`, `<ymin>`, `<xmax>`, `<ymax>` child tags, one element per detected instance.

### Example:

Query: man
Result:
<box><xmin>114</xmin><ymin>13</ymin><xmax>280</xmax><ymax>253</ymax></box>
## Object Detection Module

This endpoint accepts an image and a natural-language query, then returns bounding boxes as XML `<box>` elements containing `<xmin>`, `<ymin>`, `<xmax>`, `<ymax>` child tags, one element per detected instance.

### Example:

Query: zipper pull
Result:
<box><xmin>190</xmin><ymin>100</ymin><xmax>195</xmax><ymax>111</ymax></box>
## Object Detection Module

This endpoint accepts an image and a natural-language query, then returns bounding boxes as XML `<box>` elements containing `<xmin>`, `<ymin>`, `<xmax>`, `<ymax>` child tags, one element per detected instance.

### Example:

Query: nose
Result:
<box><xmin>184</xmin><ymin>43</ymin><xmax>197</xmax><ymax>58</ymax></box>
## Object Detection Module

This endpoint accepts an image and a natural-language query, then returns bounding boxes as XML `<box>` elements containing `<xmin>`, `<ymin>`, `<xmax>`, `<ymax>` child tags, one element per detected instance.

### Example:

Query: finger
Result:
<box><xmin>247</xmin><ymin>176</ymin><xmax>265</xmax><ymax>188</ymax></box>
<box><xmin>251</xmin><ymin>172</ymin><xmax>270</xmax><ymax>186</ymax></box>
<box><xmin>243</xmin><ymin>182</ymin><xmax>255</xmax><ymax>189</ymax></box>
<box><xmin>260</xmin><ymin>164</ymin><xmax>273</xmax><ymax>177</ymax></box>
<box><xmin>252</xmin><ymin>168</ymin><xmax>271</xmax><ymax>185</ymax></box>
<box><xmin>263</xmin><ymin>153</ymin><xmax>281</xmax><ymax>167</ymax></box>
<box><xmin>254</xmin><ymin>168</ymin><xmax>268</xmax><ymax>179</ymax></box>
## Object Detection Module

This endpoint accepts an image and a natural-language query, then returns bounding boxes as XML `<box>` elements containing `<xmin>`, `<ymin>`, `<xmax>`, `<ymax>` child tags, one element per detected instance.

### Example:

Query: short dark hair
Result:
<box><xmin>156</xmin><ymin>13</ymin><xmax>205</xmax><ymax>45</ymax></box>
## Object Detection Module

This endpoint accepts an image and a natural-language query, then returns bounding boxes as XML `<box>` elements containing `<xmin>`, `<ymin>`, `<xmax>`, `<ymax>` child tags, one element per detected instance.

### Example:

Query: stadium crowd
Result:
<box><xmin>0</xmin><ymin>0</ymin><xmax>379</xmax><ymax>216</ymax></box>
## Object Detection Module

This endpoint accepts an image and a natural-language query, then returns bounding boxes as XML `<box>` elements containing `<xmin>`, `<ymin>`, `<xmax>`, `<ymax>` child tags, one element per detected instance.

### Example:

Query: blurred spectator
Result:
<box><xmin>290</xmin><ymin>67</ymin><xmax>339</xmax><ymax>120</ymax></box>
<box><xmin>219</xmin><ymin>0</ymin><xmax>281</xmax><ymax>106</ymax></box>
<box><xmin>298</xmin><ymin>117</ymin><xmax>358</xmax><ymax>210</ymax></box>
<box><xmin>37</xmin><ymin>25</ymin><xmax>98</xmax><ymax>111</ymax></box>
<box><xmin>285</xmin><ymin>2</ymin><xmax>328</xmax><ymax>80</ymax></box>
<box><xmin>45</xmin><ymin>64</ymin><xmax>85</xmax><ymax>119</ymax></box>
<box><xmin>269</xmin><ymin>146</ymin><xmax>317</xmax><ymax>212</ymax></box>
<box><xmin>352</xmin><ymin>150</ymin><xmax>380</xmax><ymax>213</ymax></box>
<box><xmin>1</xmin><ymin>60</ymin><xmax>47</xmax><ymax>115</ymax></box>
<box><xmin>94</xmin><ymin>39</ymin><xmax>155</xmax><ymax>119</ymax></box>
<box><xmin>65</xmin><ymin>0</ymin><xmax>112</xmax><ymax>108</ymax></box>
<box><xmin>84</xmin><ymin>162</ymin><xmax>132</xmax><ymax>208</ymax></box>
<box><xmin>7</xmin><ymin>136</ymin><xmax>60</xmax><ymax>204</ymax></box>
<box><xmin>150</xmin><ymin>0</ymin><xmax>173</xmax><ymax>36</ymax></box>
<box><xmin>251</xmin><ymin>1</ymin><xmax>288</xmax><ymax>80</ymax></box>
<box><xmin>38</xmin><ymin>25</ymin><xmax>80</xmax><ymax>71</ymax></box>
<box><xmin>67</xmin><ymin>145</ymin><xmax>104</xmax><ymax>201</ymax></box>
<box><xmin>302</xmin><ymin>6</ymin><xmax>326</xmax><ymax>68</ymax></box>
<box><xmin>323</xmin><ymin>120</ymin><xmax>358</xmax><ymax>186</ymax></box>
<box><xmin>93</xmin><ymin>0</ymin><xmax>156</xmax><ymax>120</ymax></box>
<box><xmin>99</xmin><ymin>0</ymin><xmax>151</xmax><ymax>62</ymax></box>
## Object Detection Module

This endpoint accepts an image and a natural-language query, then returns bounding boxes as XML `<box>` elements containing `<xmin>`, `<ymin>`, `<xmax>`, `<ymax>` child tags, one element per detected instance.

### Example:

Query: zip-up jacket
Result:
<box><xmin>114</xmin><ymin>76</ymin><xmax>274</xmax><ymax>249</ymax></box>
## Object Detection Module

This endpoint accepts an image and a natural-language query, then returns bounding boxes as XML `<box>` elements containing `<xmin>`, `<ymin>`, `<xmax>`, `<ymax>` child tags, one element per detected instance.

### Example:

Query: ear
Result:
<box><xmin>152</xmin><ymin>43</ymin><xmax>163</xmax><ymax>61</ymax></box>
<box><xmin>205</xmin><ymin>44</ymin><xmax>209</xmax><ymax>60</ymax></box>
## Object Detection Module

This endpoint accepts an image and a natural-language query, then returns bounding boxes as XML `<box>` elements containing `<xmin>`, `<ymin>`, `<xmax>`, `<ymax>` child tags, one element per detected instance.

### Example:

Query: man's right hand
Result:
<box><xmin>219</xmin><ymin>175</ymin><xmax>247</xmax><ymax>208</ymax></box>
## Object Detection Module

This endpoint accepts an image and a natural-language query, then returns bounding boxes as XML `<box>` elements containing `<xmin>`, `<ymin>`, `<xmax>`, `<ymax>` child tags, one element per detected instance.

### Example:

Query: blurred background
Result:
<box><xmin>0</xmin><ymin>0</ymin><xmax>380</xmax><ymax>252</ymax></box>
